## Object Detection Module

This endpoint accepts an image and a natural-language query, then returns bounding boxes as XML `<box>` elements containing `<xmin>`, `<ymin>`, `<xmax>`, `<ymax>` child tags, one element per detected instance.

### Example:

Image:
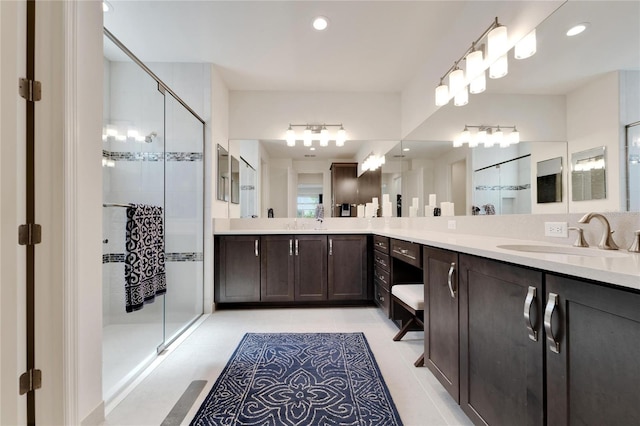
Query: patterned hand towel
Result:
<box><xmin>124</xmin><ymin>204</ymin><xmax>166</xmax><ymax>312</ymax></box>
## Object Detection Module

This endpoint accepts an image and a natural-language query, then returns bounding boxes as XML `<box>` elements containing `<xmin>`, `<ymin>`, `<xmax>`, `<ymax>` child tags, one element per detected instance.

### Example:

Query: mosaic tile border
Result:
<box><xmin>102</xmin><ymin>150</ymin><xmax>202</xmax><ymax>162</ymax></box>
<box><xmin>474</xmin><ymin>184</ymin><xmax>531</xmax><ymax>191</ymax></box>
<box><xmin>103</xmin><ymin>251</ymin><xmax>203</xmax><ymax>264</ymax></box>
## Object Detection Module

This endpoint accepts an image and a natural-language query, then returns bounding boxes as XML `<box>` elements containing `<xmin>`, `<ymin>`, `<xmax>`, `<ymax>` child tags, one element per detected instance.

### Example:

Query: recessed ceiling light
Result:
<box><xmin>102</xmin><ymin>1</ymin><xmax>113</xmax><ymax>13</ymax></box>
<box><xmin>566</xmin><ymin>22</ymin><xmax>589</xmax><ymax>37</ymax></box>
<box><xmin>403</xmin><ymin>148</ymin><xmax>410</xmax><ymax>152</ymax></box>
<box><xmin>310</xmin><ymin>147</ymin><xmax>316</xmax><ymax>151</ymax></box>
<box><xmin>312</xmin><ymin>16</ymin><xmax>329</xmax><ymax>31</ymax></box>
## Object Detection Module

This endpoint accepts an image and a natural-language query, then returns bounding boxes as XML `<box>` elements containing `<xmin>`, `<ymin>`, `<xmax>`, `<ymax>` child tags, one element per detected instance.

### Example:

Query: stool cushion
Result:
<box><xmin>391</xmin><ymin>284</ymin><xmax>424</xmax><ymax>311</ymax></box>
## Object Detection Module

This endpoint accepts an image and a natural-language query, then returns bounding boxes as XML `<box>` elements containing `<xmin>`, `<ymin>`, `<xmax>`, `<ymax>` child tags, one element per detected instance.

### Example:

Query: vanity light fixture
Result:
<box><xmin>455</xmin><ymin>124</ymin><xmax>520</xmax><ymax>148</ymax></box>
<box><xmin>361</xmin><ymin>153</ymin><xmax>385</xmax><ymax>173</ymax></box>
<box><xmin>285</xmin><ymin>123</ymin><xmax>347</xmax><ymax>147</ymax></box>
<box><xmin>434</xmin><ymin>17</ymin><xmax>537</xmax><ymax>107</ymax></box>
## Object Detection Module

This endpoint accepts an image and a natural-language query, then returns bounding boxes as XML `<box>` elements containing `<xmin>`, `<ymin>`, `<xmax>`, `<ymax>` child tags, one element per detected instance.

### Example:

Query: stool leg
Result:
<box><xmin>393</xmin><ymin>317</ymin><xmax>416</xmax><ymax>341</ymax></box>
<box><xmin>414</xmin><ymin>353</ymin><xmax>425</xmax><ymax>367</ymax></box>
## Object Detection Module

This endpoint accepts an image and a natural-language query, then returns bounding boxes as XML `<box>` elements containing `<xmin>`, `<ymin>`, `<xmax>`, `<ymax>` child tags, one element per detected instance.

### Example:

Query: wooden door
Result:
<box><xmin>423</xmin><ymin>247</ymin><xmax>460</xmax><ymax>402</ymax></box>
<box><xmin>327</xmin><ymin>235</ymin><xmax>368</xmax><ymax>300</ymax></box>
<box><xmin>546</xmin><ymin>274</ymin><xmax>640</xmax><ymax>426</ymax></box>
<box><xmin>459</xmin><ymin>254</ymin><xmax>544</xmax><ymax>426</ymax></box>
<box><xmin>260</xmin><ymin>235</ymin><xmax>294</xmax><ymax>302</ymax></box>
<box><xmin>294</xmin><ymin>235</ymin><xmax>327</xmax><ymax>301</ymax></box>
<box><xmin>215</xmin><ymin>236</ymin><xmax>261</xmax><ymax>302</ymax></box>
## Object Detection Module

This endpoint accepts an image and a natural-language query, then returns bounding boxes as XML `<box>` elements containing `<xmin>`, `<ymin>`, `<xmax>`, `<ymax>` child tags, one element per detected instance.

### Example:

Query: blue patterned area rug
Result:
<box><xmin>190</xmin><ymin>332</ymin><xmax>403</xmax><ymax>426</ymax></box>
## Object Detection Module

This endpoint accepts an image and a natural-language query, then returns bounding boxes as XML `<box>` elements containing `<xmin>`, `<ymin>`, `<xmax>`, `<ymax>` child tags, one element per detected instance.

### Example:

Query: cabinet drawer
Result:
<box><xmin>391</xmin><ymin>239</ymin><xmax>422</xmax><ymax>268</ymax></box>
<box><xmin>373</xmin><ymin>251</ymin><xmax>390</xmax><ymax>272</ymax></box>
<box><xmin>373</xmin><ymin>235</ymin><xmax>390</xmax><ymax>253</ymax></box>
<box><xmin>374</xmin><ymin>282</ymin><xmax>390</xmax><ymax>317</ymax></box>
<box><xmin>374</xmin><ymin>265</ymin><xmax>391</xmax><ymax>290</ymax></box>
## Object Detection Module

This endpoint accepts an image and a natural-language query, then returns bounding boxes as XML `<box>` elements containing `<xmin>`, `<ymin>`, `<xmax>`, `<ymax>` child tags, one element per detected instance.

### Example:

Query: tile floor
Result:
<box><xmin>102</xmin><ymin>307</ymin><xmax>472</xmax><ymax>426</ymax></box>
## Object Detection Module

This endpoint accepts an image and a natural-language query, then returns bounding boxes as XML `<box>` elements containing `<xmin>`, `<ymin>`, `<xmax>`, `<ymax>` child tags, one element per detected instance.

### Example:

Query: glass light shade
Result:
<box><xmin>515</xmin><ymin>29</ymin><xmax>536</xmax><ymax>59</ymax></box>
<box><xmin>303</xmin><ymin>129</ymin><xmax>312</xmax><ymax>147</ymax></box>
<box><xmin>468</xmin><ymin>136</ymin><xmax>479</xmax><ymax>148</ymax></box>
<box><xmin>319</xmin><ymin>127</ymin><xmax>329</xmax><ymax>147</ymax></box>
<box><xmin>460</xmin><ymin>128</ymin><xmax>470</xmax><ymax>143</ymax></box>
<box><xmin>489</xmin><ymin>54</ymin><xmax>508</xmax><ymax>79</ymax></box>
<box><xmin>449</xmin><ymin>68</ymin><xmax>465</xmax><ymax>95</ymax></box>
<box><xmin>106</xmin><ymin>126</ymin><xmax>118</xmax><ymax>137</ymax></box>
<box><xmin>494</xmin><ymin>129</ymin><xmax>504</xmax><ymax>146</ymax></box>
<box><xmin>435</xmin><ymin>84</ymin><xmax>449</xmax><ymax>106</ymax></box>
<box><xmin>336</xmin><ymin>128</ymin><xmax>346</xmax><ymax>147</ymax></box>
<box><xmin>475</xmin><ymin>130</ymin><xmax>487</xmax><ymax>146</ymax></box>
<box><xmin>509</xmin><ymin>129</ymin><xmax>520</xmax><ymax>144</ymax></box>
<box><xmin>116</xmin><ymin>134</ymin><xmax>126</xmax><ymax>141</ymax></box>
<box><xmin>454</xmin><ymin>86</ymin><xmax>468</xmax><ymax>106</ymax></box>
<box><xmin>465</xmin><ymin>49</ymin><xmax>484</xmax><ymax>79</ymax></box>
<box><xmin>453</xmin><ymin>136</ymin><xmax>463</xmax><ymax>148</ymax></box>
<box><xmin>488</xmin><ymin>25</ymin><xmax>508</xmax><ymax>61</ymax></box>
<box><xmin>470</xmin><ymin>72</ymin><xmax>486</xmax><ymax>94</ymax></box>
<box><xmin>484</xmin><ymin>138</ymin><xmax>495</xmax><ymax>148</ymax></box>
<box><xmin>286</xmin><ymin>128</ymin><xmax>296</xmax><ymax>147</ymax></box>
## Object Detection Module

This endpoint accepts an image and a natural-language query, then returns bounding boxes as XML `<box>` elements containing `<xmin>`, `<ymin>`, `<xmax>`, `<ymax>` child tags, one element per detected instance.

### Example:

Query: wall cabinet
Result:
<box><xmin>328</xmin><ymin>235</ymin><xmax>368</xmax><ymax>300</ymax></box>
<box><xmin>545</xmin><ymin>274</ymin><xmax>640</xmax><ymax>426</ymax></box>
<box><xmin>459</xmin><ymin>254</ymin><xmax>544</xmax><ymax>426</ymax></box>
<box><xmin>423</xmin><ymin>246</ymin><xmax>460</xmax><ymax>403</ymax></box>
<box><xmin>330</xmin><ymin>162</ymin><xmax>358</xmax><ymax>217</ymax></box>
<box><xmin>214</xmin><ymin>235</ymin><xmax>261</xmax><ymax>303</ymax></box>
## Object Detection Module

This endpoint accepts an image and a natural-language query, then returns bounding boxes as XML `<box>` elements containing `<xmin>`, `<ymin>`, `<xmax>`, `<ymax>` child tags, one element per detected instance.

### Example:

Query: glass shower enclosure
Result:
<box><xmin>102</xmin><ymin>30</ymin><xmax>204</xmax><ymax>402</ymax></box>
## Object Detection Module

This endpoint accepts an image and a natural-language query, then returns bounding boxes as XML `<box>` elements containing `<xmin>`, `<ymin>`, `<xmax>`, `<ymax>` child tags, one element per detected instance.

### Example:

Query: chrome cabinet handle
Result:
<box><xmin>393</xmin><ymin>249</ymin><xmax>416</xmax><ymax>260</ymax></box>
<box><xmin>329</xmin><ymin>239</ymin><xmax>333</xmax><ymax>256</ymax></box>
<box><xmin>524</xmin><ymin>286</ymin><xmax>538</xmax><ymax>341</ymax></box>
<box><xmin>447</xmin><ymin>262</ymin><xmax>456</xmax><ymax>298</ymax></box>
<box><xmin>289</xmin><ymin>239</ymin><xmax>293</xmax><ymax>256</ymax></box>
<box><xmin>255</xmin><ymin>239</ymin><xmax>259</xmax><ymax>257</ymax></box>
<box><xmin>295</xmin><ymin>239</ymin><xmax>299</xmax><ymax>256</ymax></box>
<box><xmin>544</xmin><ymin>293</ymin><xmax>560</xmax><ymax>353</ymax></box>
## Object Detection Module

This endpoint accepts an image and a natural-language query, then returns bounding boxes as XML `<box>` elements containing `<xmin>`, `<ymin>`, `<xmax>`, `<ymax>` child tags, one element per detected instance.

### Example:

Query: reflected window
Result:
<box><xmin>297</xmin><ymin>173</ymin><xmax>323</xmax><ymax>218</ymax></box>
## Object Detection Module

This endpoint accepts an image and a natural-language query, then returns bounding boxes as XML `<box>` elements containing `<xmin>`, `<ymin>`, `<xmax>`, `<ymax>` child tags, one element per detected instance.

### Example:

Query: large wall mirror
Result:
<box><xmin>228</xmin><ymin>1</ymin><xmax>639</xmax><ymax>219</ymax></box>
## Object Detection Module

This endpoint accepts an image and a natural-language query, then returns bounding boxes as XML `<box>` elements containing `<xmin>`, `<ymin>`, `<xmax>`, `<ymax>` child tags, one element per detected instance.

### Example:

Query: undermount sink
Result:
<box><xmin>497</xmin><ymin>244</ymin><xmax>629</xmax><ymax>258</ymax></box>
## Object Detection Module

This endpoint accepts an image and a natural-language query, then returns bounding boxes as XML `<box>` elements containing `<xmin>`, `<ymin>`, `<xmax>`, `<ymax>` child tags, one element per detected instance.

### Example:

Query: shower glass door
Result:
<box><xmin>102</xmin><ymin>34</ymin><xmax>165</xmax><ymax>399</ymax></box>
<box><xmin>163</xmin><ymin>93</ymin><xmax>204</xmax><ymax>344</ymax></box>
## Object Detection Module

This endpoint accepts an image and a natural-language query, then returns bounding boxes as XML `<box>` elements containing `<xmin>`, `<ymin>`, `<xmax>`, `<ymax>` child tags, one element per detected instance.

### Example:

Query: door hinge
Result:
<box><xmin>19</xmin><ymin>78</ymin><xmax>42</xmax><ymax>102</ymax></box>
<box><xmin>18</xmin><ymin>224</ymin><xmax>42</xmax><ymax>246</ymax></box>
<box><xmin>19</xmin><ymin>369</ymin><xmax>42</xmax><ymax>395</ymax></box>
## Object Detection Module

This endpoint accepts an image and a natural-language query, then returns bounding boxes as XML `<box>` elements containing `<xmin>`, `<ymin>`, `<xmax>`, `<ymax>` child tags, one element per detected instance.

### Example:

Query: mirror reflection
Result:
<box><xmin>216</xmin><ymin>144</ymin><xmax>229</xmax><ymax>202</ymax></box>
<box><xmin>229</xmin><ymin>0</ymin><xmax>639</xmax><ymax>218</ymax></box>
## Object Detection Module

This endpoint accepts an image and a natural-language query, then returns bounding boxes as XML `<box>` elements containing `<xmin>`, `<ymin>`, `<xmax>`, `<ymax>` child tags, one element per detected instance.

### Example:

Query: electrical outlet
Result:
<box><xmin>448</xmin><ymin>220</ymin><xmax>456</xmax><ymax>230</ymax></box>
<box><xmin>544</xmin><ymin>221</ymin><xmax>568</xmax><ymax>238</ymax></box>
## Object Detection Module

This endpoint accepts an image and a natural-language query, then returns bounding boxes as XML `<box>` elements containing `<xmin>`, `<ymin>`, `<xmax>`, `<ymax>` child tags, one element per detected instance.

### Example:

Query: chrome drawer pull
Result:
<box><xmin>447</xmin><ymin>262</ymin><xmax>456</xmax><ymax>298</ymax></box>
<box><xmin>255</xmin><ymin>239</ymin><xmax>259</xmax><ymax>257</ymax></box>
<box><xmin>295</xmin><ymin>239</ymin><xmax>299</xmax><ymax>256</ymax></box>
<box><xmin>524</xmin><ymin>286</ymin><xmax>538</xmax><ymax>341</ymax></box>
<box><xmin>329</xmin><ymin>239</ymin><xmax>333</xmax><ymax>256</ymax></box>
<box><xmin>544</xmin><ymin>293</ymin><xmax>560</xmax><ymax>353</ymax></box>
<box><xmin>393</xmin><ymin>249</ymin><xmax>416</xmax><ymax>260</ymax></box>
<box><xmin>289</xmin><ymin>239</ymin><xmax>293</xmax><ymax>256</ymax></box>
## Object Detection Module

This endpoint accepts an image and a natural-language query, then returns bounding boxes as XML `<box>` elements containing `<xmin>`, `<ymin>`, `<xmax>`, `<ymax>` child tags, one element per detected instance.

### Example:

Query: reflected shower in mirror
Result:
<box><xmin>627</xmin><ymin>122</ymin><xmax>640</xmax><ymax>211</ymax></box>
<box><xmin>217</xmin><ymin>144</ymin><xmax>229</xmax><ymax>202</ymax></box>
<box><xmin>230</xmin><ymin>155</ymin><xmax>240</xmax><ymax>205</ymax></box>
<box><xmin>571</xmin><ymin>146</ymin><xmax>606</xmax><ymax>202</ymax></box>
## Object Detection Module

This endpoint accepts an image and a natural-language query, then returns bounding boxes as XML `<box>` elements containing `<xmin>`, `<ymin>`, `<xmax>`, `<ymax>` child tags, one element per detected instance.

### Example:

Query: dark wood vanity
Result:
<box><xmin>214</xmin><ymin>230</ymin><xmax>640</xmax><ymax>425</ymax></box>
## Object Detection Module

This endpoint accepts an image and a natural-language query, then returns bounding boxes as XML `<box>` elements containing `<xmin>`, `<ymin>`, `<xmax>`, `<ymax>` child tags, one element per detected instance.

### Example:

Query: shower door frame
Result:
<box><xmin>103</xmin><ymin>28</ymin><xmax>206</xmax><ymax>354</ymax></box>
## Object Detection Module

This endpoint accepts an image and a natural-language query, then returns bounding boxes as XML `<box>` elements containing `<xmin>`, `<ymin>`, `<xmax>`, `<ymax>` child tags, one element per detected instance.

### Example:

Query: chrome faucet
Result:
<box><xmin>578</xmin><ymin>212</ymin><xmax>619</xmax><ymax>250</ymax></box>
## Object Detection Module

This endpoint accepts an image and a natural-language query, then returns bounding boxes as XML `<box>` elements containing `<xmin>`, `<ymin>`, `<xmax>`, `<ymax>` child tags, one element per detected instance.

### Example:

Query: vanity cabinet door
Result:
<box><xmin>260</xmin><ymin>235</ymin><xmax>294</xmax><ymax>302</ymax></box>
<box><xmin>459</xmin><ymin>254</ymin><xmax>544</xmax><ymax>426</ymax></box>
<box><xmin>294</xmin><ymin>235</ymin><xmax>327</xmax><ymax>301</ymax></box>
<box><xmin>545</xmin><ymin>274</ymin><xmax>640</xmax><ymax>426</ymax></box>
<box><xmin>215</xmin><ymin>236</ymin><xmax>261</xmax><ymax>303</ymax></box>
<box><xmin>327</xmin><ymin>235</ymin><xmax>368</xmax><ymax>301</ymax></box>
<box><xmin>423</xmin><ymin>246</ymin><xmax>460</xmax><ymax>403</ymax></box>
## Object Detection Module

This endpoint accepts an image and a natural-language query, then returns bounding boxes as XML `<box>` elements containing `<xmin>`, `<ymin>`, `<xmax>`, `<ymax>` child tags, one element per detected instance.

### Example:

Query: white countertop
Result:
<box><xmin>215</xmin><ymin>227</ymin><xmax>640</xmax><ymax>291</ymax></box>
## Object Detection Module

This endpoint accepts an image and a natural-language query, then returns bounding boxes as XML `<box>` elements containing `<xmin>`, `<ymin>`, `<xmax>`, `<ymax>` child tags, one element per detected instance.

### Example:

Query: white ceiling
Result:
<box><xmin>104</xmin><ymin>1</ymin><xmax>640</xmax><ymax>160</ymax></box>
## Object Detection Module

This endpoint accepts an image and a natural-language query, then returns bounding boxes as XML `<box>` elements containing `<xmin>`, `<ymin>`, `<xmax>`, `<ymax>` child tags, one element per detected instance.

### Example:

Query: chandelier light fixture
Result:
<box><xmin>454</xmin><ymin>124</ymin><xmax>520</xmax><ymax>148</ymax></box>
<box><xmin>285</xmin><ymin>123</ymin><xmax>347</xmax><ymax>148</ymax></box>
<box><xmin>434</xmin><ymin>17</ymin><xmax>537</xmax><ymax>107</ymax></box>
